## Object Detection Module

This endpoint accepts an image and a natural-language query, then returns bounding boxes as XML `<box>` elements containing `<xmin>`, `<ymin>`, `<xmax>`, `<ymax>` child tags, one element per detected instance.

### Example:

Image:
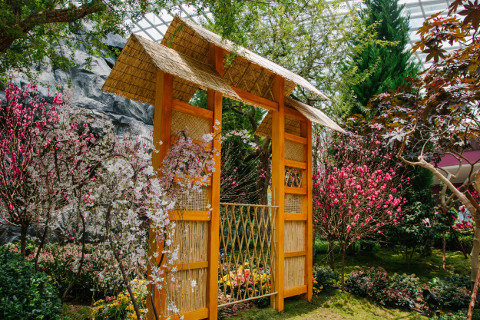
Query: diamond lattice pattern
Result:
<box><xmin>218</xmin><ymin>204</ymin><xmax>277</xmax><ymax>306</ymax></box>
<box><xmin>285</xmin><ymin>167</ymin><xmax>303</xmax><ymax>188</ymax></box>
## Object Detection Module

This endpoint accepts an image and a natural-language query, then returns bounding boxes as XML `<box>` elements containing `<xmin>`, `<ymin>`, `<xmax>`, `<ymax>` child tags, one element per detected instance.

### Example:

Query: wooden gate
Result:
<box><xmin>218</xmin><ymin>203</ymin><xmax>278</xmax><ymax>307</ymax></box>
<box><xmin>103</xmin><ymin>16</ymin><xmax>347</xmax><ymax>320</ymax></box>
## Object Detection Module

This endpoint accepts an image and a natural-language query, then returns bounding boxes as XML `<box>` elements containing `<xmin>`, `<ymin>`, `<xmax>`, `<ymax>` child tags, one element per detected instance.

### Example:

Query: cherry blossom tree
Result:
<box><xmin>1</xmin><ymin>82</ymin><xmax>216</xmax><ymax>319</ymax></box>
<box><xmin>0</xmin><ymin>83</ymin><xmax>66</xmax><ymax>255</ymax></box>
<box><xmin>313</xmin><ymin>132</ymin><xmax>405</xmax><ymax>285</ymax></box>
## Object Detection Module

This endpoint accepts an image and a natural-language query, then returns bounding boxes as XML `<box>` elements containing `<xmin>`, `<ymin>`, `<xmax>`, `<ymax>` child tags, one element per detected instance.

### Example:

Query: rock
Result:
<box><xmin>103</xmin><ymin>33</ymin><xmax>127</xmax><ymax>49</ymax></box>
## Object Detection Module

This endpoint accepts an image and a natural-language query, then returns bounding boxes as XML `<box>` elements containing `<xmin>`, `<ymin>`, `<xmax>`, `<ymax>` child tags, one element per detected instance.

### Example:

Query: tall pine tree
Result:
<box><xmin>343</xmin><ymin>0</ymin><xmax>420</xmax><ymax>117</ymax></box>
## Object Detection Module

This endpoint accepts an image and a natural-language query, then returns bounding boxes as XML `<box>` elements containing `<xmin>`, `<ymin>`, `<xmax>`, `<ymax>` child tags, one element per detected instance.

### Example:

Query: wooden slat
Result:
<box><xmin>207</xmin><ymin>44</ymin><xmax>223</xmax><ymax>320</ymax></box>
<box><xmin>285</xmin><ymin>186</ymin><xmax>307</xmax><ymax>195</ymax></box>
<box><xmin>172</xmin><ymin>99</ymin><xmax>214</xmax><ymax>120</ymax></box>
<box><xmin>285</xmin><ymin>159</ymin><xmax>307</xmax><ymax>170</ymax></box>
<box><xmin>232</xmin><ymin>86</ymin><xmax>279</xmax><ymax>111</ymax></box>
<box><xmin>285</xmin><ymin>132</ymin><xmax>307</xmax><ymax>145</ymax></box>
<box><xmin>306</xmin><ymin>120</ymin><xmax>313</xmax><ymax>301</ymax></box>
<box><xmin>284</xmin><ymin>213</ymin><xmax>308</xmax><ymax>221</ymax></box>
<box><xmin>271</xmin><ymin>75</ymin><xmax>285</xmax><ymax>312</ymax></box>
<box><xmin>175</xmin><ymin>261</ymin><xmax>209</xmax><ymax>271</ymax></box>
<box><xmin>284</xmin><ymin>285</ymin><xmax>307</xmax><ymax>298</ymax></box>
<box><xmin>284</xmin><ymin>251</ymin><xmax>306</xmax><ymax>258</ymax></box>
<box><xmin>180</xmin><ymin>307</ymin><xmax>209</xmax><ymax>320</ymax></box>
<box><xmin>169</xmin><ymin>210</ymin><xmax>211</xmax><ymax>221</ymax></box>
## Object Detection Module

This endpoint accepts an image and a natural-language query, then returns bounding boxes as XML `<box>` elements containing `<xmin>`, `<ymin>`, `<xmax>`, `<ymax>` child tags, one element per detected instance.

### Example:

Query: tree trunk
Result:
<box><xmin>468</xmin><ymin>261</ymin><xmax>480</xmax><ymax>320</ymax></box>
<box><xmin>472</xmin><ymin>223</ymin><xmax>480</xmax><ymax>282</ymax></box>
<box><xmin>34</xmin><ymin>224</ymin><xmax>49</xmax><ymax>271</ymax></box>
<box><xmin>341</xmin><ymin>246</ymin><xmax>346</xmax><ymax>290</ymax></box>
<box><xmin>442</xmin><ymin>232</ymin><xmax>447</xmax><ymax>271</ymax></box>
<box><xmin>328</xmin><ymin>235</ymin><xmax>335</xmax><ymax>270</ymax></box>
<box><xmin>20</xmin><ymin>223</ymin><xmax>28</xmax><ymax>256</ymax></box>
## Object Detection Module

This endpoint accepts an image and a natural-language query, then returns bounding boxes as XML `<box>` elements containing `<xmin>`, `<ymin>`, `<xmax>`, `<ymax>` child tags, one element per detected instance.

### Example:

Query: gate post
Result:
<box><xmin>271</xmin><ymin>75</ymin><xmax>285</xmax><ymax>311</ymax></box>
<box><xmin>207</xmin><ymin>44</ymin><xmax>224</xmax><ymax>320</ymax></box>
<box><xmin>148</xmin><ymin>70</ymin><xmax>173</xmax><ymax>319</ymax></box>
<box><xmin>306</xmin><ymin>122</ymin><xmax>313</xmax><ymax>301</ymax></box>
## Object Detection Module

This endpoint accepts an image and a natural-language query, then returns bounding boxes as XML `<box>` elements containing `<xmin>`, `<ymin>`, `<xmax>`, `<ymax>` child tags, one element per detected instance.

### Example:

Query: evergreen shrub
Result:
<box><xmin>313</xmin><ymin>266</ymin><xmax>339</xmax><ymax>293</ymax></box>
<box><xmin>427</xmin><ymin>274</ymin><xmax>471</xmax><ymax>310</ymax></box>
<box><xmin>0</xmin><ymin>246</ymin><xmax>62</xmax><ymax>319</ymax></box>
<box><xmin>346</xmin><ymin>267</ymin><xmax>472</xmax><ymax>312</ymax></box>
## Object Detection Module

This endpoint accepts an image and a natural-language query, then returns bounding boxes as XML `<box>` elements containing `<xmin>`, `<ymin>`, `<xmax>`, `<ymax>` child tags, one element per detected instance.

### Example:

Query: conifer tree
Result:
<box><xmin>343</xmin><ymin>0</ymin><xmax>420</xmax><ymax>117</ymax></box>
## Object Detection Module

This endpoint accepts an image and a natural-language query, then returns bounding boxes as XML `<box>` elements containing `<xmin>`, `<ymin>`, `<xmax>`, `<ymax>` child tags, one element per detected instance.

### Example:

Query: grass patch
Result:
<box><xmin>228</xmin><ymin>290</ymin><xmax>427</xmax><ymax>320</ymax></box>
<box><xmin>315</xmin><ymin>242</ymin><xmax>470</xmax><ymax>282</ymax></box>
<box><xmin>229</xmin><ymin>245</ymin><xmax>471</xmax><ymax>319</ymax></box>
<box><xmin>62</xmin><ymin>303</ymin><xmax>92</xmax><ymax>320</ymax></box>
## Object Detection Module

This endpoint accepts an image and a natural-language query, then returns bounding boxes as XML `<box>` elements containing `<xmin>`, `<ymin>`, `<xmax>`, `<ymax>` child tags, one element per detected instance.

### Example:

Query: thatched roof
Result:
<box><xmin>103</xmin><ymin>16</ymin><xmax>345</xmax><ymax>135</ymax></box>
<box><xmin>285</xmin><ymin>98</ymin><xmax>346</xmax><ymax>133</ymax></box>
<box><xmin>256</xmin><ymin>98</ymin><xmax>346</xmax><ymax>137</ymax></box>
<box><xmin>102</xmin><ymin>34</ymin><xmax>240</xmax><ymax>105</ymax></box>
<box><xmin>162</xmin><ymin>16</ymin><xmax>329</xmax><ymax>102</ymax></box>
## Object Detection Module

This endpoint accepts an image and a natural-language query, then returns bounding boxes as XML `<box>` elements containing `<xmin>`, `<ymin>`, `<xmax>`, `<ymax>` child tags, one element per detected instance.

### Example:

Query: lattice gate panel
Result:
<box><xmin>218</xmin><ymin>203</ymin><xmax>277</xmax><ymax>307</ymax></box>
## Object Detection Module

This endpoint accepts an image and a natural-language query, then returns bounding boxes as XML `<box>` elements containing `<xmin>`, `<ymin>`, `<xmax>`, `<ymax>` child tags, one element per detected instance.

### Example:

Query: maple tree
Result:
<box><xmin>365</xmin><ymin>1</ymin><xmax>480</xmax><ymax>317</ymax></box>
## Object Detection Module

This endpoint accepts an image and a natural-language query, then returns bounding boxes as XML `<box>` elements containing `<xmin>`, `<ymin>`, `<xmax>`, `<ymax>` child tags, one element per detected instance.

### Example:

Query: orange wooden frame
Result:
<box><xmin>148</xmin><ymin>45</ymin><xmax>313</xmax><ymax>320</ymax></box>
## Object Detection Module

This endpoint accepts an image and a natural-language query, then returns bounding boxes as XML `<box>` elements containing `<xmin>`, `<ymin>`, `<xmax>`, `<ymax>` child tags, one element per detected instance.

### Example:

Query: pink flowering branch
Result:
<box><xmin>313</xmin><ymin>132</ymin><xmax>405</xmax><ymax>285</ymax></box>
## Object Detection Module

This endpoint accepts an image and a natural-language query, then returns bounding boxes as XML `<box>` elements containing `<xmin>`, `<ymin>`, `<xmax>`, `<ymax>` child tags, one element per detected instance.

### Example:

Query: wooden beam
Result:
<box><xmin>207</xmin><ymin>43</ymin><xmax>224</xmax><ymax>320</ymax></box>
<box><xmin>169</xmin><ymin>210</ymin><xmax>212</xmax><ymax>221</ymax></box>
<box><xmin>284</xmin><ymin>213</ymin><xmax>308</xmax><ymax>221</ymax></box>
<box><xmin>148</xmin><ymin>70</ymin><xmax>174</xmax><ymax>320</ymax></box>
<box><xmin>285</xmin><ymin>159</ymin><xmax>307</xmax><ymax>170</ymax></box>
<box><xmin>180</xmin><ymin>308</ymin><xmax>209</xmax><ymax>320</ymax></box>
<box><xmin>232</xmin><ymin>86</ymin><xmax>279</xmax><ymax>111</ymax></box>
<box><xmin>172</xmin><ymin>99</ymin><xmax>214</xmax><ymax>120</ymax></box>
<box><xmin>175</xmin><ymin>261</ymin><xmax>209</xmax><ymax>271</ymax></box>
<box><xmin>285</xmin><ymin>186</ymin><xmax>307</xmax><ymax>195</ymax></box>
<box><xmin>285</xmin><ymin>106</ymin><xmax>306</xmax><ymax>121</ymax></box>
<box><xmin>284</xmin><ymin>251</ymin><xmax>306</xmax><ymax>258</ymax></box>
<box><xmin>285</xmin><ymin>132</ymin><xmax>307</xmax><ymax>145</ymax></box>
<box><xmin>284</xmin><ymin>285</ymin><xmax>307</xmax><ymax>298</ymax></box>
<box><xmin>306</xmin><ymin>120</ymin><xmax>313</xmax><ymax>301</ymax></box>
<box><xmin>271</xmin><ymin>75</ymin><xmax>285</xmax><ymax>312</ymax></box>
<box><xmin>172</xmin><ymin>175</ymin><xmax>211</xmax><ymax>187</ymax></box>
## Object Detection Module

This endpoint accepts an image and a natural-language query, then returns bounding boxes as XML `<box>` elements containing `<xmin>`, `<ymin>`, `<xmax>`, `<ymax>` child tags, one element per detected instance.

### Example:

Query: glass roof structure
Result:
<box><xmin>131</xmin><ymin>0</ymin><xmax>453</xmax><ymax>70</ymax></box>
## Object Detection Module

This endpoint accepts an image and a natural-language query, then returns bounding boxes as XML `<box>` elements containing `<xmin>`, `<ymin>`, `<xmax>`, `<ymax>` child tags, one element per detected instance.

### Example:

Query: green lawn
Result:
<box><xmin>314</xmin><ymin>241</ymin><xmax>470</xmax><ymax>282</ymax></box>
<box><xmin>63</xmin><ymin>245</ymin><xmax>471</xmax><ymax>319</ymax></box>
<box><xmin>227</xmin><ymin>245</ymin><xmax>471</xmax><ymax>320</ymax></box>
<box><xmin>227</xmin><ymin>290</ymin><xmax>427</xmax><ymax>320</ymax></box>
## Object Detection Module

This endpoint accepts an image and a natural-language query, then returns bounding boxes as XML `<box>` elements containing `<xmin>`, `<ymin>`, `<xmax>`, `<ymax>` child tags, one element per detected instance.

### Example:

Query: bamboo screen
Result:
<box><xmin>283</xmin><ymin>114</ymin><xmax>309</xmax><ymax>293</ymax></box>
<box><xmin>167</xmin><ymin>109</ymin><xmax>211</xmax><ymax>315</ymax></box>
<box><xmin>285</xmin><ymin>140</ymin><xmax>305</xmax><ymax>162</ymax></box>
<box><xmin>167</xmin><ymin>221</ymin><xmax>208</xmax><ymax>316</ymax></box>
<box><xmin>171</xmin><ymin>109</ymin><xmax>211</xmax><ymax>142</ymax></box>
